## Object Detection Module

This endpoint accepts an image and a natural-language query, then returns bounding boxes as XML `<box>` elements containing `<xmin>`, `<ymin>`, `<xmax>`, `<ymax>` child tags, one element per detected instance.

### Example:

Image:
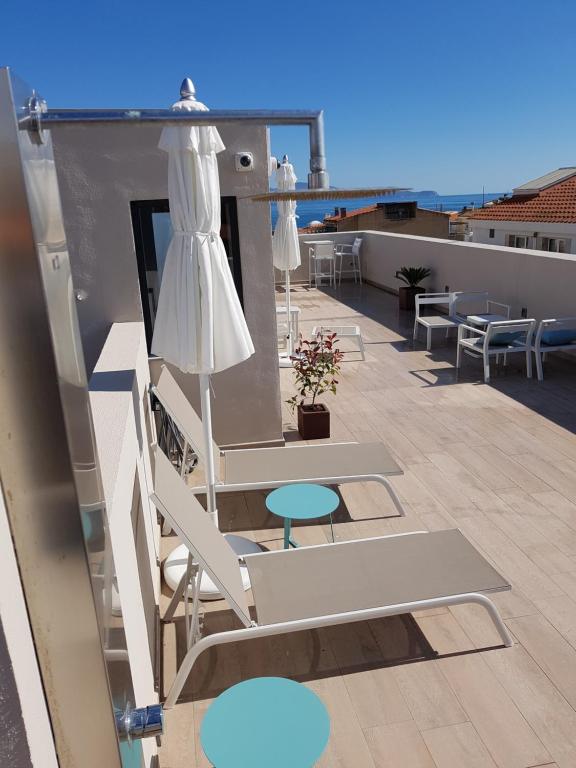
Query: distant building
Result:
<box><xmin>319</xmin><ymin>201</ymin><xmax>450</xmax><ymax>239</ymax></box>
<box><xmin>468</xmin><ymin>168</ymin><xmax>576</xmax><ymax>253</ymax></box>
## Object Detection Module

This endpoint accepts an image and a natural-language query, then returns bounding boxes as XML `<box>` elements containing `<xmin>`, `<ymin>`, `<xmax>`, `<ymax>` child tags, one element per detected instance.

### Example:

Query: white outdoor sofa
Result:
<box><xmin>532</xmin><ymin>318</ymin><xmax>576</xmax><ymax>381</ymax></box>
<box><xmin>457</xmin><ymin>319</ymin><xmax>536</xmax><ymax>384</ymax></box>
<box><xmin>152</xmin><ymin>365</ymin><xmax>405</xmax><ymax>516</ymax></box>
<box><xmin>152</xmin><ymin>448</ymin><xmax>513</xmax><ymax>708</ymax></box>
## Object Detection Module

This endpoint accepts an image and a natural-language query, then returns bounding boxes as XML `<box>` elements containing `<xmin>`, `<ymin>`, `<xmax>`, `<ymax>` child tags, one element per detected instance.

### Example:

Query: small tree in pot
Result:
<box><xmin>287</xmin><ymin>332</ymin><xmax>344</xmax><ymax>440</ymax></box>
<box><xmin>395</xmin><ymin>266</ymin><xmax>432</xmax><ymax>311</ymax></box>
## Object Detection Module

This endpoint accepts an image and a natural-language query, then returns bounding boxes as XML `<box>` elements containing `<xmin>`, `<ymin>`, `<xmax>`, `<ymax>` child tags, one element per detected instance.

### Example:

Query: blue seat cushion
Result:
<box><xmin>541</xmin><ymin>329</ymin><xmax>576</xmax><ymax>346</ymax></box>
<box><xmin>490</xmin><ymin>331</ymin><xmax>523</xmax><ymax>346</ymax></box>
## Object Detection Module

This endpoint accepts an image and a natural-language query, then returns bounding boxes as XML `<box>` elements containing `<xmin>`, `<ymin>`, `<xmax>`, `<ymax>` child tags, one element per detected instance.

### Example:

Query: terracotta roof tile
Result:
<box><xmin>324</xmin><ymin>204</ymin><xmax>378</xmax><ymax>222</ymax></box>
<box><xmin>469</xmin><ymin>173</ymin><xmax>576</xmax><ymax>223</ymax></box>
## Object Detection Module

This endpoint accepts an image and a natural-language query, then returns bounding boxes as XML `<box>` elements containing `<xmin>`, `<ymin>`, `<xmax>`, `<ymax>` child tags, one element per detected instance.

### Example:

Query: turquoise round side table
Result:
<box><xmin>266</xmin><ymin>483</ymin><xmax>340</xmax><ymax>549</ymax></box>
<box><xmin>200</xmin><ymin>677</ymin><xmax>330</xmax><ymax>767</ymax></box>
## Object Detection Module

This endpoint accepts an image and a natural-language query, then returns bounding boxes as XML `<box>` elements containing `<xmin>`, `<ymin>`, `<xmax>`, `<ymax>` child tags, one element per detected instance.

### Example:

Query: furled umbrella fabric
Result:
<box><xmin>272</xmin><ymin>158</ymin><xmax>300</xmax><ymax>361</ymax></box>
<box><xmin>152</xmin><ymin>97</ymin><xmax>255</xmax><ymax>374</ymax></box>
<box><xmin>152</xmin><ymin>93</ymin><xmax>255</xmax><ymax>529</ymax></box>
<box><xmin>272</xmin><ymin>160</ymin><xmax>300</xmax><ymax>271</ymax></box>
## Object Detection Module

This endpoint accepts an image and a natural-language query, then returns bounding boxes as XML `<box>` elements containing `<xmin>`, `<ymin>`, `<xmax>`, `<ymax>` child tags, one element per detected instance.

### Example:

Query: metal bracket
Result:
<box><xmin>23</xmin><ymin>91</ymin><xmax>47</xmax><ymax>144</ymax></box>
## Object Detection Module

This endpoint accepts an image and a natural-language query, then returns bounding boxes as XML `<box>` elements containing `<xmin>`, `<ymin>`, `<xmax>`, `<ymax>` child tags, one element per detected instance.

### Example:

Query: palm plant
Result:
<box><xmin>395</xmin><ymin>266</ymin><xmax>432</xmax><ymax>287</ymax></box>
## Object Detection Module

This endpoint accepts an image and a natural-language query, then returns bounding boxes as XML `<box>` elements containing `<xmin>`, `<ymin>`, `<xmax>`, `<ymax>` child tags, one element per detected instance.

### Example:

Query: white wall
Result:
<box><xmin>470</xmin><ymin>219</ymin><xmax>576</xmax><ymax>253</ymax></box>
<box><xmin>53</xmin><ymin>122</ymin><xmax>283</xmax><ymax>448</ymax></box>
<box><xmin>89</xmin><ymin>321</ymin><xmax>160</xmax><ymax>768</ymax></box>
<box><xmin>300</xmin><ymin>230</ymin><xmax>576</xmax><ymax>320</ymax></box>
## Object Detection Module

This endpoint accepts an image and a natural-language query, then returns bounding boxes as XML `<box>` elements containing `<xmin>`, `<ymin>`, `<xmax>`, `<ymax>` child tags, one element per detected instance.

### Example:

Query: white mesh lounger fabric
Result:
<box><xmin>152</xmin><ymin>450</ymin><xmax>513</xmax><ymax>709</ymax></box>
<box><xmin>152</xmin><ymin>365</ymin><xmax>405</xmax><ymax>517</ymax></box>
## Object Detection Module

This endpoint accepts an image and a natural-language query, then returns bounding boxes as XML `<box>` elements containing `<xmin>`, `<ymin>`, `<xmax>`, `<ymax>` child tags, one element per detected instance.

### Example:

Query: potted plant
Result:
<box><xmin>395</xmin><ymin>266</ymin><xmax>432</xmax><ymax>311</ymax></box>
<box><xmin>287</xmin><ymin>332</ymin><xmax>344</xmax><ymax>440</ymax></box>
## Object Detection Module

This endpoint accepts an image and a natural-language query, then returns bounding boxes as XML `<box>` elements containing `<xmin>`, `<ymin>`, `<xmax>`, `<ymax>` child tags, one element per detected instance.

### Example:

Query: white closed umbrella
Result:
<box><xmin>272</xmin><ymin>156</ymin><xmax>300</xmax><ymax>365</ymax></box>
<box><xmin>152</xmin><ymin>81</ymin><xmax>255</xmax><ymax>531</ymax></box>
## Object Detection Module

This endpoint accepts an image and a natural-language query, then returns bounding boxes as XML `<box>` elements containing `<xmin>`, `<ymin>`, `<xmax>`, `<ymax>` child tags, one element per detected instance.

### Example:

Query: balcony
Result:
<box><xmin>159</xmin><ymin>278</ymin><xmax>576</xmax><ymax>768</ymax></box>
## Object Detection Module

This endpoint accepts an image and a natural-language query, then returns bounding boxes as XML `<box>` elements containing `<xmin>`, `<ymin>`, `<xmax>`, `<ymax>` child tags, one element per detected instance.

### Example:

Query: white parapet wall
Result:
<box><xmin>299</xmin><ymin>230</ymin><xmax>576</xmax><ymax>319</ymax></box>
<box><xmin>89</xmin><ymin>321</ymin><xmax>160</xmax><ymax>768</ymax></box>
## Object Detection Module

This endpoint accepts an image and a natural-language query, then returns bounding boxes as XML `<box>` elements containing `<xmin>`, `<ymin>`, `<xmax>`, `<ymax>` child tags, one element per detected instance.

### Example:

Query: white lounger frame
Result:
<box><xmin>163</xmin><ymin>586</ymin><xmax>512</xmax><ymax>709</ymax></box>
<box><xmin>154</xmin><ymin>470</ymin><xmax>514</xmax><ymax>709</ymax></box>
<box><xmin>150</xmin><ymin>367</ymin><xmax>406</xmax><ymax>523</ymax></box>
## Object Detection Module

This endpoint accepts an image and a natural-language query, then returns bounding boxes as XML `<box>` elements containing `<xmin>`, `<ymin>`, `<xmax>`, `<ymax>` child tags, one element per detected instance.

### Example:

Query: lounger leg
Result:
<box><xmin>163</xmin><ymin>555</ymin><xmax>195</xmax><ymax>623</ymax></box>
<box><xmin>473</xmin><ymin>593</ymin><xmax>514</xmax><ymax>648</ymax></box>
<box><xmin>427</xmin><ymin>327</ymin><xmax>432</xmax><ymax>351</ymax></box>
<box><xmin>456</xmin><ymin>342</ymin><xmax>462</xmax><ymax>370</ymax></box>
<box><xmin>413</xmin><ymin>319</ymin><xmax>418</xmax><ymax>342</ymax></box>
<box><xmin>373</xmin><ymin>476</ymin><xmax>406</xmax><ymax>517</ymax></box>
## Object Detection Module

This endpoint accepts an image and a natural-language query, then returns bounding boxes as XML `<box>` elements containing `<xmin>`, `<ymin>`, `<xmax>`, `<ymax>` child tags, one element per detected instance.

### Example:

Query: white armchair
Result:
<box><xmin>457</xmin><ymin>319</ymin><xmax>536</xmax><ymax>383</ymax></box>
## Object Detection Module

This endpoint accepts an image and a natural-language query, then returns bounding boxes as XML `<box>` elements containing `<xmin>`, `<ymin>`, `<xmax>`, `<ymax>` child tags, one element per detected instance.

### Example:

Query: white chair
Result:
<box><xmin>532</xmin><ymin>317</ymin><xmax>576</xmax><ymax>381</ymax></box>
<box><xmin>152</xmin><ymin>448</ymin><xmax>513</xmax><ymax>709</ymax></box>
<box><xmin>413</xmin><ymin>293</ymin><xmax>459</xmax><ymax>350</ymax></box>
<box><xmin>457</xmin><ymin>319</ymin><xmax>536</xmax><ymax>383</ymax></box>
<box><xmin>450</xmin><ymin>292</ymin><xmax>511</xmax><ymax>327</ymax></box>
<box><xmin>308</xmin><ymin>242</ymin><xmax>336</xmax><ymax>288</ymax></box>
<box><xmin>334</xmin><ymin>237</ymin><xmax>362</xmax><ymax>286</ymax></box>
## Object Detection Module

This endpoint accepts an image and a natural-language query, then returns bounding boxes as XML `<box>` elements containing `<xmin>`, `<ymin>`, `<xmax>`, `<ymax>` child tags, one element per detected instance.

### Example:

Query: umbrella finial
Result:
<box><xmin>180</xmin><ymin>77</ymin><xmax>196</xmax><ymax>101</ymax></box>
<box><xmin>282</xmin><ymin>154</ymin><xmax>289</xmax><ymax>164</ymax></box>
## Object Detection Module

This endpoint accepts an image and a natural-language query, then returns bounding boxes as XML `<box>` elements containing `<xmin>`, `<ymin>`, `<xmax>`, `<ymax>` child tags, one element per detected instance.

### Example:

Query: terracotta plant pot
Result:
<box><xmin>297</xmin><ymin>403</ymin><xmax>330</xmax><ymax>440</ymax></box>
<box><xmin>398</xmin><ymin>286</ymin><xmax>424</xmax><ymax>311</ymax></box>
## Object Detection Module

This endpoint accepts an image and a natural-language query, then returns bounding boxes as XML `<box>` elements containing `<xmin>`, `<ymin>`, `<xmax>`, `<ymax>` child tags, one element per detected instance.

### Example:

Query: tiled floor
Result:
<box><xmin>159</xmin><ymin>284</ymin><xmax>576</xmax><ymax>768</ymax></box>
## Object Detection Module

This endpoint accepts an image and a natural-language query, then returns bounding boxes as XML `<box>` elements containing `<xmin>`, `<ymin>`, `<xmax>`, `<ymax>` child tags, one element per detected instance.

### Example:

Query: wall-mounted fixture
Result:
<box><xmin>115</xmin><ymin>703</ymin><xmax>164</xmax><ymax>743</ymax></box>
<box><xmin>235</xmin><ymin>152</ymin><xmax>254</xmax><ymax>172</ymax></box>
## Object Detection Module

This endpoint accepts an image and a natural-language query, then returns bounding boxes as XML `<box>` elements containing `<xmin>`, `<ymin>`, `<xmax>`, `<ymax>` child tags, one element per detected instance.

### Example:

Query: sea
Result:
<box><xmin>271</xmin><ymin>191</ymin><xmax>505</xmax><ymax>229</ymax></box>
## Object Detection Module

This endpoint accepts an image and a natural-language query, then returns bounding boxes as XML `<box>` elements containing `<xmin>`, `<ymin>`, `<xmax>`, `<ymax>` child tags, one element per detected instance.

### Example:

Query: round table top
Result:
<box><xmin>266</xmin><ymin>483</ymin><xmax>340</xmax><ymax>520</ymax></box>
<box><xmin>200</xmin><ymin>677</ymin><xmax>330</xmax><ymax>768</ymax></box>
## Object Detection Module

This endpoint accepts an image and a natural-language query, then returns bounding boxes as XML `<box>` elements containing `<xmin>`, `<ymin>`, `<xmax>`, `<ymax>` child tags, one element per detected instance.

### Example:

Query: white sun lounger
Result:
<box><xmin>152</xmin><ymin>365</ymin><xmax>405</xmax><ymax>517</ymax></box>
<box><xmin>152</xmin><ymin>449</ymin><xmax>513</xmax><ymax>709</ymax></box>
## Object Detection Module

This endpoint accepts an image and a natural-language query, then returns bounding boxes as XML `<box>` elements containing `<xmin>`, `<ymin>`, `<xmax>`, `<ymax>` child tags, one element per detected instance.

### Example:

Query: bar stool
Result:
<box><xmin>335</xmin><ymin>237</ymin><xmax>363</xmax><ymax>285</ymax></box>
<box><xmin>308</xmin><ymin>242</ymin><xmax>336</xmax><ymax>287</ymax></box>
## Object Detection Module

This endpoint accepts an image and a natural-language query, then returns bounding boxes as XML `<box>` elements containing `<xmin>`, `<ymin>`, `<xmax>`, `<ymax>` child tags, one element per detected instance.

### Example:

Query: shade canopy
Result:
<box><xmin>272</xmin><ymin>160</ymin><xmax>300</xmax><ymax>271</ymax></box>
<box><xmin>252</xmin><ymin>186</ymin><xmax>410</xmax><ymax>202</ymax></box>
<box><xmin>151</xmin><ymin>97</ymin><xmax>254</xmax><ymax>374</ymax></box>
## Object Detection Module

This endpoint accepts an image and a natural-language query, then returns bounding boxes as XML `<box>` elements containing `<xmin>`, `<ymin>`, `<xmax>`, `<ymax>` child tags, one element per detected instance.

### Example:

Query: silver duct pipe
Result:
<box><xmin>20</xmin><ymin>99</ymin><xmax>329</xmax><ymax>188</ymax></box>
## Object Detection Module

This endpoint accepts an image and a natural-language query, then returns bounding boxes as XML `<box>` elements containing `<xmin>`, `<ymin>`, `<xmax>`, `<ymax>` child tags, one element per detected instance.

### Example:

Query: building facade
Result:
<box><xmin>322</xmin><ymin>201</ymin><xmax>450</xmax><ymax>238</ymax></box>
<box><xmin>468</xmin><ymin>168</ymin><xmax>576</xmax><ymax>254</ymax></box>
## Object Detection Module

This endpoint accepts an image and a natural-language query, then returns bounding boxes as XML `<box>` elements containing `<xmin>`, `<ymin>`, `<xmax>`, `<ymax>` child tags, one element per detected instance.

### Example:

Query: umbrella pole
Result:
<box><xmin>199</xmin><ymin>373</ymin><xmax>218</xmax><ymax>527</ymax></box>
<box><xmin>285</xmin><ymin>268</ymin><xmax>292</xmax><ymax>357</ymax></box>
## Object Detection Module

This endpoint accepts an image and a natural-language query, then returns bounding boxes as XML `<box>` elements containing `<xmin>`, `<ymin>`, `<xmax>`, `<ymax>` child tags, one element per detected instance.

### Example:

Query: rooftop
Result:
<box><xmin>470</xmin><ymin>170</ymin><xmax>576</xmax><ymax>223</ymax></box>
<box><xmin>159</xmin><ymin>283</ymin><xmax>576</xmax><ymax>768</ymax></box>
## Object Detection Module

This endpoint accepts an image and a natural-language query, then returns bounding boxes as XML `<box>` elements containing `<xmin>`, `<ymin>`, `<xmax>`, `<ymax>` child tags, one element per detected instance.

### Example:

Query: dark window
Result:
<box><xmin>130</xmin><ymin>197</ymin><xmax>243</xmax><ymax>350</ymax></box>
<box><xmin>489</xmin><ymin>228</ymin><xmax>495</xmax><ymax>238</ymax></box>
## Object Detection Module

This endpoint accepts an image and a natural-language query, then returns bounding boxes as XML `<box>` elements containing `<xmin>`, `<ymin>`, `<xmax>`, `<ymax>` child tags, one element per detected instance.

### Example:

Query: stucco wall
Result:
<box><xmin>52</xmin><ymin>122</ymin><xmax>282</xmax><ymax>447</ymax></box>
<box><xmin>300</xmin><ymin>230</ymin><xmax>576</xmax><ymax>320</ymax></box>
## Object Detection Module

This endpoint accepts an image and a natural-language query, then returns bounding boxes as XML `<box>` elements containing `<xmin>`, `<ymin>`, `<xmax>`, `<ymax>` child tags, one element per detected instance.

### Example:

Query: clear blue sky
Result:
<box><xmin>2</xmin><ymin>0</ymin><xmax>575</xmax><ymax>193</ymax></box>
